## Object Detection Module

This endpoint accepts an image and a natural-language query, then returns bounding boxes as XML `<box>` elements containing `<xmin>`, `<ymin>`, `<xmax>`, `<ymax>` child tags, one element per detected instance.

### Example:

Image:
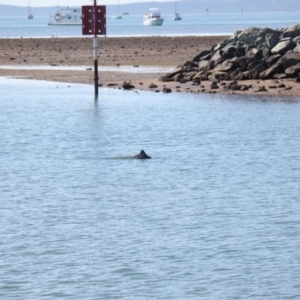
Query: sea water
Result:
<box><xmin>1</xmin><ymin>11</ymin><xmax>300</xmax><ymax>38</ymax></box>
<box><xmin>0</xmin><ymin>77</ymin><xmax>300</xmax><ymax>299</ymax></box>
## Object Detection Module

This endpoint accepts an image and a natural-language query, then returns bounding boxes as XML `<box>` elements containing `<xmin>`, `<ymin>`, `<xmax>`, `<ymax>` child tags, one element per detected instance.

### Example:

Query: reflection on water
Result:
<box><xmin>0</xmin><ymin>77</ymin><xmax>300</xmax><ymax>300</ymax></box>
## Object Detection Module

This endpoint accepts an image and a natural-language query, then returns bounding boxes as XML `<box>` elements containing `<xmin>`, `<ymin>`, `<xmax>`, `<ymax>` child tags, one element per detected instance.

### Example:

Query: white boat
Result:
<box><xmin>112</xmin><ymin>0</ymin><xmax>122</xmax><ymax>19</ymax></box>
<box><xmin>27</xmin><ymin>0</ymin><xmax>34</xmax><ymax>19</ymax></box>
<box><xmin>112</xmin><ymin>14</ymin><xmax>122</xmax><ymax>19</ymax></box>
<box><xmin>143</xmin><ymin>8</ymin><xmax>164</xmax><ymax>26</ymax></box>
<box><xmin>173</xmin><ymin>0</ymin><xmax>182</xmax><ymax>21</ymax></box>
<box><xmin>48</xmin><ymin>7</ymin><xmax>82</xmax><ymax>26</ymax></box>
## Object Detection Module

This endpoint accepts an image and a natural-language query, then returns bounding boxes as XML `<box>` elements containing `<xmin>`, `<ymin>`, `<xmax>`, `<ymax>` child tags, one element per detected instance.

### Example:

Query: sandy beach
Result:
<box><xmin>1</xmin><ymin>36</ymin><xmax>300</xmax><ymax>96</ymax></box>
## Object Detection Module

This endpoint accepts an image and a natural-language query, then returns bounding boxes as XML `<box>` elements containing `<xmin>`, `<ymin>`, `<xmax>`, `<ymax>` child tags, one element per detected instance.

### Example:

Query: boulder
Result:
<box><xmin>193</xmin><ymin>50</ymin><xmax>211</xmax><ymax>62</ymax></box>
<box><xmin>209</xmin><ymin>72</ymin><xmax>227</xmax><ymax>81</ymax></box>
<box><xmin>255</xmin><ymin>37</ymin><xmax>265</xmax><ymax>47</ymax></box>
<box><xmin>259</xmin><ymin>62</ymin><xmax>283</xmax><ymax>79</ymax></box>
<box><xmin>280</xmin><ymin>52</ymin><xmax>300</xmax><ymax>70</ymax></box>
<box><xmin>214</xmin><ymin>59</ymin><xmax>236</xmax><ymax>72</ymax></box>
<box><xmin>224</xmin><ymin>69</ymin><xmax>243</xmax><ymax>81</ymax></box>
<box><xmin>172</xmin><ymin>73</ymin><xmax>184</xmax><ymax>81</ymax></box>
<box><xmin>237</xmin><ymin>27</ymin><xmax>261</xmax><ymax>45</ymax></box>
<box><xmin>266</xmin><ymin>34</ymin><xmax>280</xmax><ymax>49</ymax></box>
<box><xmin>265</xmin><ymin>54</ymin><xmax>282</xmax><ymax>66</ymax></box>
<box><xmin>285</xmin><ymin>63</ymin><xmax>300</xmax><ymax>77</ymax></box>
<box><xmin>237</xmin><ymin>57</ymin><xmax>251</xmax><ymax>70</ymax></box>
<box><xmin>271</xmin><ymin>39</ymin><xmax>296</xmax><ymax>55</ymax></box>
<box><xmin>209</xmin><ymin>50</ymin><xmax>225</xmax><ymax>67</ymax></box>
<box><xmin>282</xmin><ymin>28</ymin><xmax>300</xmax><ymax>39</ymax></box>
<box><xmin>246</xmin><ymin>48</ymin><xmax>263</xmax><ymax>60</ymax></box>
<box><xmin>237</xmin><ymin>27</ymin><xmax>278</xmax><ymax>45</ymax></box>
<box><xmin>210</xmin><ymin>81</ymin><xmax>219</xmax><ymax>89</ymax></box>
<box><xmin>292</xmin><ymin>36</ymin><xmax>300</xmax><ymax>44</ymax></box>
<box><xmin>293</xmin><ymin>45</ymin><xmax>300</xmax><ymax>53</ymax></box>
<box><xmin>273</xmin><ymin>73</ymin><xmax>288</xmax><ymax>79</ymax></box>
<box><xmin>163</xmin><ymin>87</ymin><xmax>172</xmax><ymax>93</ymax></box>
<box><xmin>222</xmin><ymin>44</ymin><xmax>237</xmax><ymax>55</ymax></box>
<box><xmin>122</xmin><ymin>82</ymin><xmax>135</xmax><ymax>90</ymax></box>
<box><xmin>198</xmin><ymin>60</ymin><xmax>210</xmax><ymax>71</ymax></box>
<box><xmin>149</xmin><ymin>83</ymin><xmax>158</xmax><ymax>89</ymax></box>
<box><xmin>247</xmin><ymin>60</ymin><xmax>261</xmax><ymax>71</ymax></box>
<box><xmin>251</xmin><ymin>63</ymin><xmax>267</xmax><ymax>79</ymax></box>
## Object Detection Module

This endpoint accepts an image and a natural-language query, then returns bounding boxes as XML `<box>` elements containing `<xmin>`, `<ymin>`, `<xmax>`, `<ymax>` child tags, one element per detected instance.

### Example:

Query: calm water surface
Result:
<box><xmin>1</xmin><ymin>12</ymin><xmax>300</xmax><ymax>37</ymax></box>
<box><xmin>1</xmin><ymin>77</ymin><xmax>300</xmax><ymax>299</ymax></box>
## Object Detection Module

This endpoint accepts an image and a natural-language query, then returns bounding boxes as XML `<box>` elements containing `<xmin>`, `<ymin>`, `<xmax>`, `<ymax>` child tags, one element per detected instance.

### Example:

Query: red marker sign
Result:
<box><xmin>82</xmin><ymin>6</ymin><xmax>106</xmax><ymax>36</ymax></box>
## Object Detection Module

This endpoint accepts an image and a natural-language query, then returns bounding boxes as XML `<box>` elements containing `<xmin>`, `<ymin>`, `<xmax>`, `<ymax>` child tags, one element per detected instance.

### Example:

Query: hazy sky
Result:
<box><xmin>1</xmin><ymin>0</ymin><xmax>174</xmax><ymax>7</ymax></box>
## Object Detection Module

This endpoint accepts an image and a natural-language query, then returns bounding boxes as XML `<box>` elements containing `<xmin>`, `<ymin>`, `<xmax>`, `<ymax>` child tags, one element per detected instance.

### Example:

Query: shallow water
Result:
<box><xmin>0</xmin><ymin>65</ymin><xmax>173</xmax><ymax>73</ymax></box>
<box><xmin>1</xmin><ymin>77</ymin><xmax>300</xmax><ymax>299</ymax></box>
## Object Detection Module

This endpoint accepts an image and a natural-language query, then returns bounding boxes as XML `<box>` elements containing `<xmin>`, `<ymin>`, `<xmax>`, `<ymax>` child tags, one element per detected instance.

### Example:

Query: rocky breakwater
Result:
<box><xmin>159</xmin><ymin>23</ymin><xmax>300</xmax><ymax>91</ymax></box>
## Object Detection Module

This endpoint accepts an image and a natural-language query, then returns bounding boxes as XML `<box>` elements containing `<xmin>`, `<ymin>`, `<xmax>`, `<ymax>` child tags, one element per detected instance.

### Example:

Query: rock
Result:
<box><xmin>210</xmin><ymin>81</ymin><xmax>219</xmax><ymax>89</ymax></box>
<box><xmin>259</xmin><ymin>62</ymin><xmax>283</xmax><ymax>79</ymax></box>
<box><xmin>163</xmin><ymin>87</ymin><xmax>172</xmax><ymax>93</ymax></box>
<box><xmin>273</xmin><ymin>73</ymin><xmax>288</xmax><ymax>79</ymax></box>
<box><xmin>149</xmin><ymin>83</ymin><xmax>158</xmax><ymax>89</ymax></box>
<box><xmin>293</xmin><ymin>36</ymin><xmax>300</xmax><ymax>44</ymax></box>
<box><xmin>86</xmin><ymin>68</ymin><xmax>93</xmax><ymax>70</ymax></box>
<box><xmin>172</xmin><ymin>73</ymin><xmax>184</xmax><ymax>81</ymax></box>
<box><xmin>295</xmin><ymin>76</ymin><xmax>300</xmax><ymax>83</ymax></box>
<box><xmin>266</xmin><ymin>34</ymin><xmax>280</xmax><ymax>49</ymax></box>
<box><xmin>222</xmin><ymin>44</ymin><xmax>237</xmax><ymax>55</ymax></box>
<box><xmin>293</xmin><ymin>45</ymin><xmax>300</xmax><ymax>53</ymax></box>
<box><xmin>285</xmin><ymin>63</ymin><xmax>300</xmax><ymax>77</ymax></box>
<box><xmin>280</xmin><ymin>52</ymin><xmax>300</xmax><ymax>70</ymax></box>
<box><xmin>224</xmin><ymin>69</ymin><xmax>243</xmax><ymax>81</ymax></box>
<box><xmin>122</xmin><ymin>82</ymin><xmax>135</xmax><ymax>90</ymax></box>
<box><xmin>247</xmin><ymin>60</ymin><xmax>261</xmax><ymax>71</ymax></box>
<box><xmin>214</xmin><ymin>59</ymin><xmax>236</xmax><ymax>72</ymax></box>
<box><xmin>198</xmin><ymin>60</ymin><xmax>210</xmax><ymax>71</ymax></box>
<box><xmin>282</xmin><ymin>25</ymin><xmax>300</xmax><ymax>39</ymax></box>
<box><xmin>193</xmin><ymin>50</ymin><xmax>211</xmax><ymax>62</ymax></box>
<box><xmin>265</xmin><ymin>54</ymin><xmax>282</xmax><ymax>66</ymax></box>
<box><xmin>251</xmin><ymin>63</ymin><xmax>267</xmax><ymax>79</ymax></box>
<box><xmin>255</xmin><ymin>37</ymin><xmax>265</xmax><ymax>47</ymax></box>
<box><xmin>237</xmin><ymin>57</ymin><xmax>251</xmax><ymax>70</ymax></box>
<box><xmin>231</xmin><ymin>84</ymin><xmax>241</xmax><ymax>90</ymax></box>
<box><xmin>257</xmin><ymin>86</ymin><xmax>267</xmax><ymax>92</ymax></box>
<box><xmin>240</xmin><ymin>85</ymin><xmax>249</xmax><ymax>91</ymax></box>
<box><xmin>238</xmin><ymin>27</ymin><xmax>278</xmax><ymax>45</ymax></box>
<box><xmin>271</xmin><ymin>39</ymin><xmax>296</xmax><ymax>55</ymax></box>
<box><xmin>278</xmin><ymin>83</ymin><xmax>286</xmax><ymax>88</ymax></box>
<box><xmin>246</xmin><ymin>48</ymin><xmax>263</xmax><ymax>60</ymax></box>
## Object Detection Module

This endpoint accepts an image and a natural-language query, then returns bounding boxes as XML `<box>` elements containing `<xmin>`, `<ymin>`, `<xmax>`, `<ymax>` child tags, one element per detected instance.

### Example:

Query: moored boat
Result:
<box><xmin>27</xmin><ymin>0</ymin><xmax>34</xmax><ymax>19</ymax></box>
<box><xmin>143</xmin><ymin>8</ymin><xmax>164</xmax><ymax>26</ymax></box>
<box><xmin>112</xmin><ymin>0</ymin><xmax>122</xmax><ymax>19</ymax></box>
<box><xmin>173</xmin><ymin>13</ymin><xmax>182</xmax><ymax>21</ymax></box>
<box><xmin>173</xmin><ymin>0</ymin><xmax>182</xmax><ymax>21</ymax></box>
<box><xmin>48</xmin><ymin>7</ymin><xmax>82</xmax><ymax>26</ymax></box>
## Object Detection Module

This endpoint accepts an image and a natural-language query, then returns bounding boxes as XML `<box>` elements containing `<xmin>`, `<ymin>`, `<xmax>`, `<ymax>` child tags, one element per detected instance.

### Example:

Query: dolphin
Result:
<box><xmin>133</xmin><ymin>150</ymin><xmax>152</xmax><ymax>159</ymax></box>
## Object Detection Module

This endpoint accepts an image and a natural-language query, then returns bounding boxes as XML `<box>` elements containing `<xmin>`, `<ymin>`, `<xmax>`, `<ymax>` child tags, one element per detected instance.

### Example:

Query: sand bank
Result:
<box><xmin>1</xmin><ymin>36</ymin><xmax>300</xmax><ymax>96</ymax></box>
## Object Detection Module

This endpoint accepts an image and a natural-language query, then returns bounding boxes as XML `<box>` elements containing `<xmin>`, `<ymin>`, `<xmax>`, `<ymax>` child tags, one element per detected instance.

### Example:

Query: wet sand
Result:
<box><xmin>1</xmin><ymin>36</ymin><xmax>300</xmax><ymax>96</ymax></box>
